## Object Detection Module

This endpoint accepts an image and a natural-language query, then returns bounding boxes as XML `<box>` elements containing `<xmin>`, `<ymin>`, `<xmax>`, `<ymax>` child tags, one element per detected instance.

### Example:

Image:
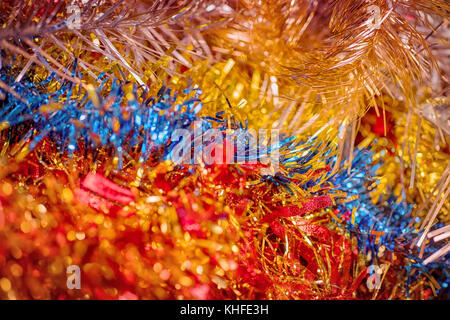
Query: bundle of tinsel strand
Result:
<box><xmin>0</xmin><ymin>0</ymin><xmax>448</xmax><ymax>300</ymax></box>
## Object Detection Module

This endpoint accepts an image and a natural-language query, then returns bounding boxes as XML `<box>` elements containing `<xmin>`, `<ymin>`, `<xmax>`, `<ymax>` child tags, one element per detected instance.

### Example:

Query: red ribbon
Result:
<box><xmin>81</xmin><ymin>173</ymin><xmax>135</xmax><ymax>205</ymax></box>
<box><xmin>262</xmin><ymin>195</ymin><xmax>332</xmax><ymax>223</ymax></box>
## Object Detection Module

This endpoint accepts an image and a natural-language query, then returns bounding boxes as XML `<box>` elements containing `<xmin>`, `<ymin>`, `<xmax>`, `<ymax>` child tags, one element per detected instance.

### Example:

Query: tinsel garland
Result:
<box><xmin>0</xmin><ymin>0</ymin><xmax>448</xmax><ymax>300</ymax></box>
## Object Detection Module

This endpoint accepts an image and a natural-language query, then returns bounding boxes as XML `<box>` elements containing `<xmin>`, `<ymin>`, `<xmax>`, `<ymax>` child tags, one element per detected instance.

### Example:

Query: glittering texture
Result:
<box><xmin>0</xmin><ymin>69</ymin><xmax>203</xmax><ymax>167</ymax></box>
